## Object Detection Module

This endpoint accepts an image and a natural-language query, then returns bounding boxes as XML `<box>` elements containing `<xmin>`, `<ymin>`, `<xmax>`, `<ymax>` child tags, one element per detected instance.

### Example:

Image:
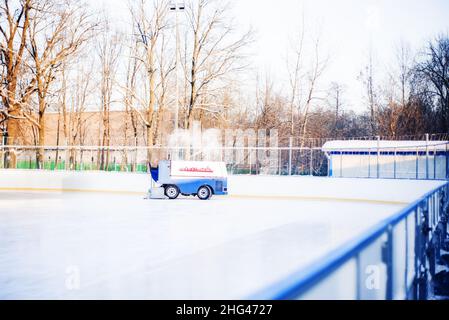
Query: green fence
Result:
<box><xmin>0</xmin><ymin>145</ymin><xmax>327</xmax><ymax>176</ymax></box>
<box><xmin>13</xmin><ymin>160</ymin><xmax>148</xmax><ymax>173</ymax></box>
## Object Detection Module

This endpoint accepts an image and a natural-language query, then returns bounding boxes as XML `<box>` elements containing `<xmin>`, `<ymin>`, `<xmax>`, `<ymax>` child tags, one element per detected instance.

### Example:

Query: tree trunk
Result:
<box><xmin>37</xmin><ymin>108</ymin><xmax>45</xmax><ymax>169</ymax></box>
<box><xmin>146</xmin><ymin>57</ymin><xmax>156</xmax><ymax>165</ymax></box>
<box><xmin>5</xmin><ymin>109</ymin><xmax>22</xmax><ymax>168</ymax></box>
<box><xmin>36</xmin><ymin>91</ymin><xmax>46</xmax><ymax>169</ymax></box>
<box><xmin>55</xmin><ymin>109</ymin><xmax>61</xmax><ymax>170</ymax></box>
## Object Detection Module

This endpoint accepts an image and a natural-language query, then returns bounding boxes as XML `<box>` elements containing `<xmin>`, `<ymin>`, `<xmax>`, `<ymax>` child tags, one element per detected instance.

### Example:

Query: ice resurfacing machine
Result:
<box><xmin>149</xmin><ymin>160</ymin><xmax>228</xmax><ymax>200</ymax></box>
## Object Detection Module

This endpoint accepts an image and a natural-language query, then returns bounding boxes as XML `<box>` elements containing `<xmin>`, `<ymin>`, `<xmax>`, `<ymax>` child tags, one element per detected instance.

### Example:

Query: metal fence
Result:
<box><xmin>0</xmin><ymin>142</ymin><xmax>448</xmax><ymax>180</ymax></box>
<box><xmin>0</xmin><ymin>145</ymin><xmax>329</xmax><ymax>176</ymax></box>
<box><xmin>251</xmin><ymin>181</ymin><xmax>449</xmax><ymax>299</ymax></box>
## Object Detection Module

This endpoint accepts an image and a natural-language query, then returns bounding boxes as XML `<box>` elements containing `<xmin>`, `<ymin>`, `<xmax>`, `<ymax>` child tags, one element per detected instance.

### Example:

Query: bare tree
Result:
<box><xmin>0</xmin><ymin>0</ymin><xmax>35</xmax><ymax>167</ymax></box>
<box><xmin>299</xmin><ymin>36</ymin><xmax>327</xmax><ymax>147</ymax></box>
<box><xmin>396</xmin><ymin>41</ymin><xmax>413</xmax><ymax>107</ymax></box>
<box><xmin>327</xmin><ymin>82</ymin><xmax>345</xmax><ymax>134</ymax></box>
<box><xmin>122</xmin><ymin>39</ymin><xmax>141</xmax><ymax>170</ymax></box>
<box><xmin>97</xmin><ymin>19</ymin><xmax>121</xmax><ymax>170</ymax></box>
<box><xmin>53</xmin><ymin>60</ymin><xmax>67</xmax><ymax>169</ymax></box>
<box><xmin>183</xmin><ymin>0</ymin><xmax>253</xmax><ymax>128</ymax></box>
<box><xmin>27</xmin><ymin>0</ymin><xmax>96</xmax><ymax>167</ymax></box>
<box><xmin>414</xmin><ymin>34</ymin><xmax>449</xmax><ymax>131</ymax></box>
<box><xmin>56</xmin><ymin>56</ymin><xmax>95</xmax><ymax>169</ymax></box>
<box><xmin>153</xmin><ymin>32</ymin><xmax>175</xmax><ymax>150</ymax></box>
<box><xmin>286</xmin><ymin>12</ymin><xmax>305</xmax><ymax>137</ymax></box>
<box><xmin>359</xmin><ymin>47</ymin><xmax>378</xmax><ymax>135</ymax></box>
<box><xmin>255</xmin><ymin>74</ymin><xmax>285</xmax><ymax>131</ymax></box>
<box><xmin>130</xmin><ymin>0</ymin><xmax>169</xmax><ymax>160</ymax></box>
<box><xmin>377</xmin><ymin>42</ymin><xmax>413</xmax><ymax>137</ymax></box>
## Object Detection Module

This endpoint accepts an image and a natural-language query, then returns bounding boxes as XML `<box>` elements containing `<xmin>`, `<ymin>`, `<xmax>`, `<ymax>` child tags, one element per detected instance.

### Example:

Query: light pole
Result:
<box><xmin>169</xmin><ymin>2</ymin><xmax>185</xmax><ymax>132</ymax></box>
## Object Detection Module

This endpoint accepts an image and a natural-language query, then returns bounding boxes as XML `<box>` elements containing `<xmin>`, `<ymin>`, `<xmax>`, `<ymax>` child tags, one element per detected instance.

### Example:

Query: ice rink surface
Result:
<box><xmin>0</xmin><ymin>177</ymin><xmax>445</xmax><ymax>299</ymax></box>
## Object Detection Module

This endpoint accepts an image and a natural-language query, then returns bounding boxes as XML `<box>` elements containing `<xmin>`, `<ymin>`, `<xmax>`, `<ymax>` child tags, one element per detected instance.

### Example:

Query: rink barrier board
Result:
<box><xmin>228</xmin><ymin>194</ymin><xmax>407</xmax><ymax>206</ymax></box>
<box><xmin>0</xmin><ymin>187</ymin><xmax>147</xmax><ymax>196</ymax></box>
<box><xmin>250</xmin><ymin>181</ymin><xmax>449</xmax><ymax>300</ymax></box>
<box><xmin>0</xmin><ymin>169</ymin><xmax>422</xmax><ymax>205</ymax></box>
<box><xmin>0</xmin><ymin>186</ymin><xmax>407</xmax><ymax>206</ymax></box>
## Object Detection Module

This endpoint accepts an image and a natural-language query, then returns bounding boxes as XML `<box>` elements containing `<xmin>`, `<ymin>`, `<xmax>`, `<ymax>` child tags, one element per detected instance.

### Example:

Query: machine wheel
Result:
<box><xmin>165</xmin><ymin>185</ymin><xmax>180</xmax><ymax>199</ymax></box>
<box><xmin>197</xmin><ymin>186</ymin><xmax>212</xmax><ymax>200</ymax></box>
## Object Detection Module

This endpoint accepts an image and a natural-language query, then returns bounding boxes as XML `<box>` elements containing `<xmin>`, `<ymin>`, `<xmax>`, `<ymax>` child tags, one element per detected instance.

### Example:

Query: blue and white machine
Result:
<box><xmin>149</xmin><ymin>160</ymin><xmax>228</xmax><ymax>200</ymax></box>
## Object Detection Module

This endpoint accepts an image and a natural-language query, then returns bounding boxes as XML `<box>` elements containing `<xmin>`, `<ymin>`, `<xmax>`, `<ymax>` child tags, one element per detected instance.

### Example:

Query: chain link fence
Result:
<box><xmin>0</xmin><ymin>133</ymin><xmax>447</xmax><ymax>179</ymax></box>
<box><xmin>0</xmin><ymin>145</ymin><xmax>329</xmax><ymax>176</ymax></box>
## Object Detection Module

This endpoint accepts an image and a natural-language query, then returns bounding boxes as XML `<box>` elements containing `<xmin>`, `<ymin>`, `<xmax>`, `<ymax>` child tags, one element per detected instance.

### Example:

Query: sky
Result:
<box><xmin>91</xmin><ymin>0</ymin><xmax>449</xmax><ymax>112</ymax></box>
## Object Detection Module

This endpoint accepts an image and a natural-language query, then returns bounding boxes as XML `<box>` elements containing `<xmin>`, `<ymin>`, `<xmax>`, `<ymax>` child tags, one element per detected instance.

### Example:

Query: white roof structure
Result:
<box><xmin>322</xmin><ymin>140</ymin><xmax>449</xmax><ymax>152</ymax></box>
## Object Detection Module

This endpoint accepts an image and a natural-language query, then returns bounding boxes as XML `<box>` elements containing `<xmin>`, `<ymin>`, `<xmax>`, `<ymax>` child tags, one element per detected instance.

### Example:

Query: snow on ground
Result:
<box><xmin>0</xmin><ymin>176</ymin><xmax>445</xmax><ymax>299</ymax></box>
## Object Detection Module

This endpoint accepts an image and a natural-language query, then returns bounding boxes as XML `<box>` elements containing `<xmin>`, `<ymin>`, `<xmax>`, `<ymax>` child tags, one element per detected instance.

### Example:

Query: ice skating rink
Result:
<box><xmin>0</xmin><ymin>172</ymin><xmax>445</xmax><ymax>299</ymax></box>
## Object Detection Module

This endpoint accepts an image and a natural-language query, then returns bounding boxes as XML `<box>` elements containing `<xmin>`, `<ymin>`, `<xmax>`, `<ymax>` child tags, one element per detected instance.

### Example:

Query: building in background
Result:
<box><xmin>322</xmin><ymin>140</ymin><xmax>449</xmax><ymax>180</ymax></box>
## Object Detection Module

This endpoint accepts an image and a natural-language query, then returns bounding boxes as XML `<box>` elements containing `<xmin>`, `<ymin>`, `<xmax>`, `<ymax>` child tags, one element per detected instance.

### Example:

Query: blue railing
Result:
<box><xmin>250</xmin><ymin>181</ymin><xmax>449</xmax><ymax>300</ymax></box>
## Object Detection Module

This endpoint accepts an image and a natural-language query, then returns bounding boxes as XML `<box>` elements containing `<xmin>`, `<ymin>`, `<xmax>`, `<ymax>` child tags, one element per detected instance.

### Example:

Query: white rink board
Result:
<box><xmin>0</xmin><ymin>169</ymin><xmax>444</xmax><ymax>202</ymax></box>
<box><xmin>0</xmin><ymin>170</ymin><xmax>445</xmax><ymax>299</ymax></box>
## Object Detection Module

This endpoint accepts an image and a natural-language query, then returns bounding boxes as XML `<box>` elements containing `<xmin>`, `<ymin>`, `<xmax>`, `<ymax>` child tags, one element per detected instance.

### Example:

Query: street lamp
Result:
<box><xmin>169</xmin><ymin>2</ymin><xmax>185</xmax><ymax>132</ymax></box>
